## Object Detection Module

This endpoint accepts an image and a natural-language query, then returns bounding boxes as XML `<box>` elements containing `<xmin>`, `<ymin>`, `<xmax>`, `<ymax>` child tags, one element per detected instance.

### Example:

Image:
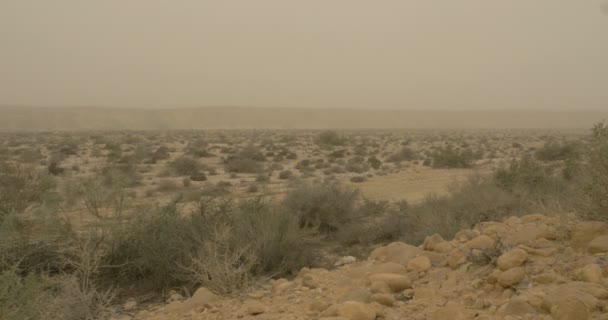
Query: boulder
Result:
<box><xmin>496</xmin><ymin>248</ymin><xmax>528</xmax><ymax>270</ymax></box>
<box><xmin>368</xmin><ymin>273</ymin><xmax>412</xmax><ymax>292</ymax></box>
<box><xmin>497</xmin><ymin>267</ymin><xmax>525</xmax><ymax>287</ymax></box>
<box><xmin>407</xmin><ymin>256</ymin><xmax>432</xmax><ymax>272</ymax></box>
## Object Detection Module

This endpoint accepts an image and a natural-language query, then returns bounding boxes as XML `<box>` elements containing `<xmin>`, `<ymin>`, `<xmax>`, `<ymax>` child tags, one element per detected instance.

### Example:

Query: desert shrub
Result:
<box><xmin>282</xmin><ymin>181</ymin><xmax>358</xmax><ymax>233</ymax></box>
<box><xmin>350</xmin><ymin>176</ymin><xmax>367</xmax><ymax>183</ymax></box>
<box><xmin>367</xmin><ymin>156</ymin><xmax>382</xmax><ymax>169</ymax></box>
<box><xmin>581</xmin><ymin>121</ymin><xmax>608</xmax><ymax>219</ymax></box>
<box><xmin>0</xmin><ymin>269</ymin><xmax>50</xmax><ymax>320</ymax></box>
<box><xmin>337</xmin><ymin>200</ymin><xmax>408</xmax><ymax>246</ymax></box>
<box><xmin>224</xmin><ymin>158</ymin><xmax>263</xmax><ymax>174</ymax></box>
<box><xmin>429</xmin><ymin>145</ymin><xmax>474</xmax><ymax>168</ymax></box>
<box><xmin>169</xmin><ymin>155</ymin><xmax>203</xmax><ymax>176</ymax></box>
<box><xmin>80</xmin><ymin>178</ymin><xmax>131</xmax><ymax>220</ymax></box>
<box><xmin>494</xmin><ymin>155</ymin><xmax>576</xmax><ymax>210</ymax></box>
<box><xmin>316</xmin><ymin>130</ymin><xmax>344</xmax><ymax>146</ymax></box>
<box><xmin>279</xmin><ymin>170</ymin><xmax>293</xmax><ymax>180</ymax></box>
<box><xmin>190</xmin><ymin>171</ymin><xmax>207</xmax><ymax>182</ymax></box>
<box><xmin>0</xmin><ymin>163</ymin><xmax>55</xmax><ymax>220</ymax></box>
<box><xmin>101</xmin><ymin>164</ymin><xmax>141</xmax><ymax>187</ymax></box>
<box><xmin>385</xmin><ymin>147</ymin><xmax>418</xmax><ymax>162</ymax></box>
<box><xmin>157</xmin><ymin>179</ymin><xmax>180</xmax><ymax>192</ymax></box>
<box><xmin>535</xmin><ymin>141</ymin><xmax>582</xmax><ymax>162</ymax></box>
<box><xmin>403</xmin><ymin>175</ymin><xmax>524</xmax><ymax>244</ymax></box>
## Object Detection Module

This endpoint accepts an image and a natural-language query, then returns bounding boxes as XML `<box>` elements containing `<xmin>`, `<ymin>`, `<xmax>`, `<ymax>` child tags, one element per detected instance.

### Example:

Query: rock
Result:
<box><xmin>336</xmin><ymin>301</ymin><xmax>376</xmax><ymax>320</ymax></box>
<box><xmin>335</xmin><ymin>256</ymin><xmax>357</xmax><ymax>267</ymax></box>
<box><xmin>369</xmin><ymin>262</ymin><xmax>407</xmax><ymax>274</ymax></box>
<box><xmin>302</xmin><ymin>273</ymin><xmax>318</xmax><ymax>288</ymax></box>
<box><xmin>497</xmin><ymin>267</ymin><xmax>526</xmax><ymax>287</ymax></box>
<box><xmin>551</xmin><ymin>297</ymin><xmax>590</xmax><ymax>320</ymax></box>
<box><xmin>579</xmin><ymin>263</ymin><xmax>603</xmax><ymax>283</ymax></box>
<box><xmin>167</xmin><ymin>293</ymin><xmax>183</xmax><ymax>302</ymax></box>
<box><xmin>369</xmin><ymin>242</ymin><xmax>444</xmax><ymax>265</ymax></box>
<box><xmin>189</xmin><ymin>287</ymin><xmax>219</xmax><ymax>308</ymax></box>
<box><xmin>246</xmin><ymin>301</ymin><xmax>266</xmax><ymax>315</ymax></box>
<box><xmin>497</xmin><ymin>248</ymin><xmax>528</xmax><ymax>270</ymax></box>
<box><xmin>310</xmin><ymin>300</ymin><xmax>332</xmax><ymax>313</ymax></box>
<box><xmin>368</xmin><ymin>273</ymin><xmax>412</xmax><ymax>292</ymax></box>
<box><xmin>340</xmin><ymin>288</ymin><xmax>372</xmax><ymax>303</ymax></box>
<box><xmin>454</xmin><ymin>229</ymin><xmax>480</xmax><ymax>242</ymax></box>
<box><xmin>447</xmin><ymin>250</ymin><xmax>467</xmax><ymax>269</ymax></box>
<box><xmin>465</xmin><ymin>235</ymin><xmax>496</xmax><ymax>251</ymax></box>
<box><xmin>429</xmin><ymin>302</ymin><xmax>467</xmax><ymax>320</ymax></box>
<box><xmin>370</xmin><ymin>281</ymin><xmax>391</xmax><ymax>294</ymax></box>
<box><xmin>571</xmin><ymin>221</ymin><xmax>608</xmax><ymax>251</ymax></box>
<box><xmin>542</xmin><ymin>284</ymin><xmax>599</xmax><ymax>312</ymax></box>
<box><xmin>422</xmin><ymin>233</ymin><xmax>445</xmax><ymax>251</ymax></box>
<box><xmin>499</xmin><ymin>298</ymin><xmax>536</xmax><ymax>317</ymax></box>
<box><xmin>589</xmin><ymin>235</ymin><xmax>608</xmax><ymax>253</ymax></box>
<box><xmin>407</xmin><ymin>256</ymin><xmax>432</xmax><ymax>272</ymax></box>
<box><xmin>371</xmin><ymin>293</ymin><xmax>396</xmax><ymax>306</ymax></box>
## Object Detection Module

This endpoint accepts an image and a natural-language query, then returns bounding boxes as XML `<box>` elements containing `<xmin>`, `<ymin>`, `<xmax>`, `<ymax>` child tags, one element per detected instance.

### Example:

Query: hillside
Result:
<box><xmin>0</xmin><ymin>106</ymin><xmax>606</xmax><ymax>131</ymax></box>
<box><xmin>113</xmin><ymin>213</ymin><xmax>608</xmax><ymax>320</ymax></box>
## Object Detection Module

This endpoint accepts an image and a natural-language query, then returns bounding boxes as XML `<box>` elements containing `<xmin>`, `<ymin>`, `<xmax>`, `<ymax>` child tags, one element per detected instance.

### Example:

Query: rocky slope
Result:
<box><xmin>113</xmin><ymin>213</ymin><xmax>608</xmax><ymax>320</ymax></box>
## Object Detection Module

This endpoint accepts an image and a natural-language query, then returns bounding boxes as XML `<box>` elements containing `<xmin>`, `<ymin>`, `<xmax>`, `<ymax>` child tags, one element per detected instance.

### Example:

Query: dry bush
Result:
<box><xmin>180</xmin><ymin>224</ymin><xmax>257</xmax><ymax>294</ymax></box>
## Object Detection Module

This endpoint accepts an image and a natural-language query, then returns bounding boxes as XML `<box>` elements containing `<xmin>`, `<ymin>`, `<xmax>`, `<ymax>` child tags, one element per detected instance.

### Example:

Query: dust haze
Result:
<box><xmin>1</xmin><ymin>1</ymin><xmax>608</xmax><ymax>113</ymax></box>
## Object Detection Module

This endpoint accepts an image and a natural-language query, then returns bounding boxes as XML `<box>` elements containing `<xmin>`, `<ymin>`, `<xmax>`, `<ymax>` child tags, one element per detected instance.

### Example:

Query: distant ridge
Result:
<box><xmin>0</xmin><ymin>106</ymin><xmax>605</xmax><ymax>131</ymax></box>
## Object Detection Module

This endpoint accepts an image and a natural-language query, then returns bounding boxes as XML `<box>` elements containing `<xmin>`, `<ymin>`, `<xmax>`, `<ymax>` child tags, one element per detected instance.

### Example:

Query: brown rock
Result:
<box><xmin>551</xmin><ymin>297</ymin><xmax>590</xmax><ymax>320</ymax></box>
<box><xmin>407</xmin><ymin>256</ymin><xmax>431</xmax><ymax>272</ymax></box>
<box><xmin>497</xmin><ymin>267</ymin><xmax>525</xmax><ymax>287</ymax></box>
<box><xmin>499</xmin><ymin>298</ymin><xmax>536</xmax><ymax>317</ymax></box>
<box><xmin>496</xmin><ymin>248</ymin><xmax>528</xmax><ymax>270</ymax></box>
<box><xmin>370</xmin><ymin>281</ymin><xmax>391</xmax><ymax>294</ymax></box>
<box><xmin>589</xmin><ymin>235</ymin><xmax>608</xmax><ymax>253</ymax></box>
<box><xmin>340</xmin><ymin>288</ymin><xmax>372</xmax><ymax>303</ymax></box>
<box><xmin>447</xmin><ymin>250</ymin><xmax>467</xmax><ymax>269</ymax></box>
<box><xmin>246</xmin><ymin>301</ymin><xmax>266</xmax><ymax>315</ymax></box>
<box><xmin>422</xmin><ymin>233</ymin><xmax>445</xmax><ymax>251</ymax></box>
<box><xmin>464</xmin><ymin>235</ymin><xmax>496</xmax><ymax>251</ymax></box>
<box><xmin>579</xmin><ymin>263</ymin><xmax>603</xmax><ymax>283</ymax></box>
<box><xmin>368</xmin><ymin>273</ymin><xmax>412</xmax><ymax>292</ymax></box>
<box><xmin>371</xmin><ymin>293</ymin><xmax>396</xmax><ymax>306</ymax></box>
<box><xmin>336</xmin><ymin>301</ymin><xmax>376</xmax><ymax>320</ymax></box>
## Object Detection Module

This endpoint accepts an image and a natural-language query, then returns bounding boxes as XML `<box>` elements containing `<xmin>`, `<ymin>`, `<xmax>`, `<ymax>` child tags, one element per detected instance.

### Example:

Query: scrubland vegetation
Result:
<box><xmin>1</xmin><ymin>123</ymin><xmax>607</xmax><ymax>319</ymax></box>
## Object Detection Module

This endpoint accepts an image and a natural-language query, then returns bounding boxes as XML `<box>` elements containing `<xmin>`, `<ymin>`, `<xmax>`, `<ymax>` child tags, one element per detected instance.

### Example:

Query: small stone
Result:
<box><xmin>246</xmin><ymin>302</ymin><xmax>266</xmax><ymax>315</ymax></box>
<box><xmin>335</xmin><ymin>256</ymin><xmax>357</xmax><ymax>266</ymax></box>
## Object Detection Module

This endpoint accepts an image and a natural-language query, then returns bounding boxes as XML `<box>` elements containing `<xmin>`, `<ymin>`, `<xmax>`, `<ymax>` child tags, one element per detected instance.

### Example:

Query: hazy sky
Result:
<box><xmin>1</xmin><ymin>1</ymin><xmax>607</xmax><ymax>110</ymax></box>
